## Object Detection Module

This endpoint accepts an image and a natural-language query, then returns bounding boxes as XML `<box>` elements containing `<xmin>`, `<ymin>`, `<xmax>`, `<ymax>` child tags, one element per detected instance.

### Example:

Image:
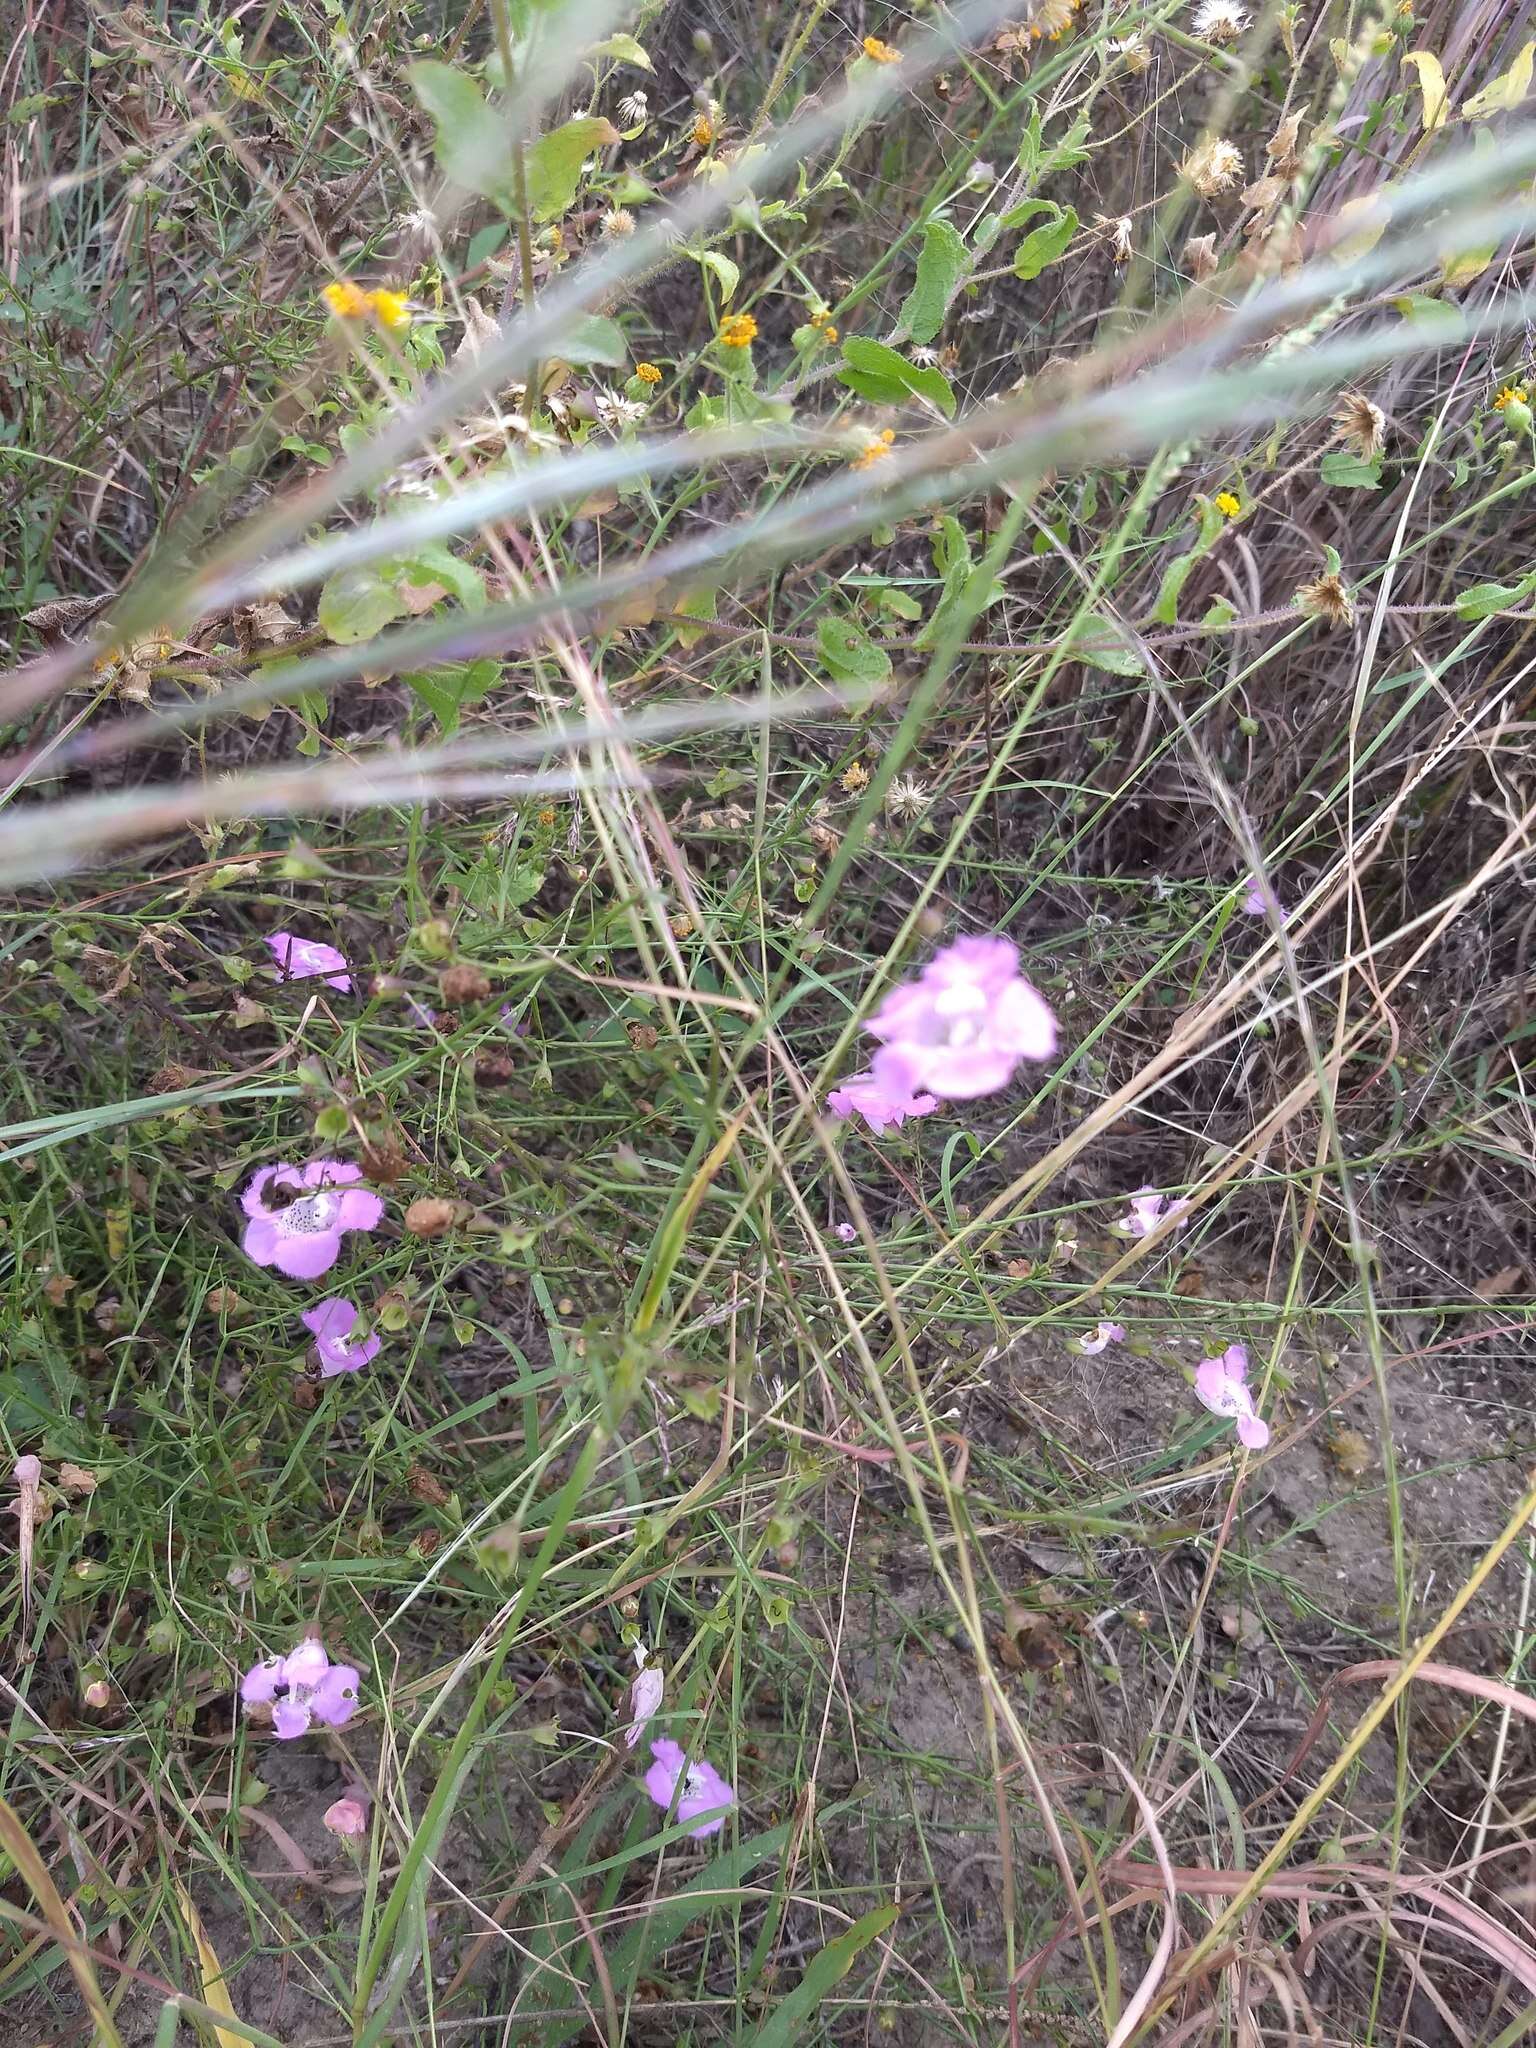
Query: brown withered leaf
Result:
<box><xmin>1474</xmin><ymin>1263</ymin><xmax>1524</xmax><ymax>1300</ymax></box>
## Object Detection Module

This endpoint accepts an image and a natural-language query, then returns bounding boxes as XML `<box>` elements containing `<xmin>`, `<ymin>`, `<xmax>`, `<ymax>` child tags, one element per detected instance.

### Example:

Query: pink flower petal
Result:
<box><xmin>335</xmin><ymin>1188</ymin><xmax>384</xmax><ymax>1233</ymax></box>
<box><xmin>269</xmin><ymin>1230</ymin><xmax>343</xmax><ymax>1281</ymax></box>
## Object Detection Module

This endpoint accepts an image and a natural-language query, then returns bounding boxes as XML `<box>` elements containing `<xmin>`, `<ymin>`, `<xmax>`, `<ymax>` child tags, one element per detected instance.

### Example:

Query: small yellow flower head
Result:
<box><xmin>1493</xmin><ymin>385</ymin><xmax>1529</xmax><ymax>412</ymax></box>
<box><xmin>1027</xmin><ymin>0</ymin><xmax>1079</xmax><ymax>41</ymax></box>
<box><xmin>718</xmin><ymin>311</ymin><xmax>758</xmax><ymax>349</ymax></box>
<box><xmin>691</xmin><ymin>111</ymin><xmax>715</xmax><ymax>149</ymax></box>
<box><xmin>1214</xmin><ymin>490</ymin><xmax>1242</xmax><ymax>518</ymax></box>
<box><xmin>367</xmin><ymin>288</ymin><xmax>411</xmax><ymax>332</ymax></box>
<box><xmin>634</xmin><ymin>361</ymin><xmax>663</xmax><ymax>385</ymax></box>
<box><xmin>822</xmin><ymin>325</ymin><xmax>838</xmax><ymax>345</ymax></box>
<box><xmin>322</xmin><ymin>279</ymin><xmax>372</xmax><ymax>320</ymax></box>
<box><xmin>862</xmin><ymin>35</ymin><xmax>902</xmax><ymax>62</ymax></box>
<box><xmin>852</xmin><ymin>427</ymin><xmax>897</xmax><ymax>470</ymax></box>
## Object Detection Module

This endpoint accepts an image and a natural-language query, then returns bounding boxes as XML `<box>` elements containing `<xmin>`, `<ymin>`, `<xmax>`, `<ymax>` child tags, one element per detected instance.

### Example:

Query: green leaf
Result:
<box><xmin>408</xmin><ymin>61</ymin><xmax>514</xmax><ymax>208</ymax></box>
<box><xmin>1012</xmin><ymin>205</ymin><xmax>1078</xmax><ymax>281</ymax></box>
<box><xmin>899</xmin><ymin>218</ymin><xmax>968</xmax><ymax>345</ymax></box>
<box><xmin>1151</xmin><ymin>551</ymin><xmax>1197</xmax><ymax>626</ymax></box>
<box><xmin>1392</xmin><ymin>292</ymin><xmax>1462</xmax><ymax>334</ymax></box>
<box><xmin>587</xmin><ymin>31</ymin><xmax>652</xmax><ymax>70</ymax></box>
<box><xmin>405</xmin><ymin>662</ymin><xmax>494</xmax><ymax>736</ymax></box>
<box><xmin>552</xmin><ymin>314</ymin><xmax>627</xmax><ymax>366</ymax></box>
<box><xmin>742</xmin><ymin>1905</ymin><xmax>900</xmax><ymax>2048</ymax></box>
<box><xmin>525</xmin><ymin>115</ymin><xmax>620</xmax><ymax>223</ymax></box>
<box><xmin>1202</xmin><ymin>597</ymin><xmax>1237</xmax><ymax>630</ymax></box>
<box><xmin>1067</xmin><ymin>617</ymin><xmax>1143</xmax><ymax>674</ymax></box>
<box><xmin>837</xmin><ymin>335</ymin><xmax>955</xmax><ymax>417</ymax></box>
<box><xmin>1456</xmin><ymin>577</ymin><xmax>1535</xmax><ymax>620</ymax></box>
<box><xmin>816</xmin><ymin>613</ymin><xmax>893</xmax><ymax>685</ymax></box>
<box><xmin>1319</xmin><ymin>449</ymin><xmax>1383</xmax><ymax>490</ymax></box>
<box><xmin>318</xmin><ymin>566</ymin><xmax>407</xmax><ymax>644</ymax></box>
<box><xmin>400</xmin><ymin>545</ymin><xmax>486</xmax><ymax>611</ymax></box>
<box><xmin>697</xmin><ymin>248</ymin><xmax>740</xmax><ymax>306</ymax></box>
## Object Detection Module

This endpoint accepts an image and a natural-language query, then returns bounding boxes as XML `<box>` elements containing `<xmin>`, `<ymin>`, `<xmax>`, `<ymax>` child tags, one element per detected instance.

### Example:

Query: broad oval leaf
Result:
<box><xmin>816</xmin><ymin>612</ymin><xmax>893</xmax><ymax>684</ymax></box>
<box><xmin>1012</xmin><ymin>204</ymin><xmax>1078</xmax><ymax>281</ymax></box>
<box><xmin>900</xmin><ymin>217</ymin><xmax>968</xmax><ymax>345</ymax></box>
<box><xmin>408</xmin><ymin>61</ymin><xmax>514</xmax><ymax>209</ymax></box>
<box><xmin>526</xmin><ymin>115</ymin><xmax>620</xmax><ymax>223</ymax></box>
<box><xmin>318</xmin><ymin>566</ymin><xmax>408</xmax><ymax>644</ymax></box>
<box><xmin>836</xmin><ymin>335</ymin><xmax>955</xmax><ymax>417</ymax></box>
<box><xmin>1402</xmin><ymin>50</ymin><xmax>1449</xmax><ymax>132</ymax></box>
<box><xmin>1319</xmin><ymin>449</ymin><xmax>1383</xmax><ymax>489</ymax></box>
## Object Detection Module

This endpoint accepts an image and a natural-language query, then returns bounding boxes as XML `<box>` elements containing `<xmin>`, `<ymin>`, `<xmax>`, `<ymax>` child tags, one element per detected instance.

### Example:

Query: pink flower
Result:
<box><xmin>1239</xmin><ymin>874</ymin><xmax>1288</xmax><ymax>922</ymax></box>
<box><xmin>1116</xmin><ymin>1187</ymin><xmax>1188</xmax><ymax>1238</ymax></box>
<box><xmin>1194</xmin><ymin>1343</ymin><xmax>1270</xmax><ymax>1450</ymax></box>
<box><xmin>643</xmin><ymin>1738</ymin><xmax>734</xmax><ymax>1838</ymax></box>
<box><xmin>866</xmin><ymin>935</ymin><xmax>1057</xmax><ymax>1102</ymax></box>
<box><xmin>264</xmin><ymin>932</ymin><xmax>352</xmax><ymax>992</ymax></box>
<box><xmin>1077</xmin><ymin>1321</ymin><xmax>1125</xmax><ymax>1355</ymax></box>
<box><xmin>623</xmin><ymin>1649</ymin><xmax>665</xmax><ymax>1750</ymax></box>
<box><xmin>826</xmin><ymin>1070</ymin><xmax>938</xmax><ymax>1134</ymax></box>
<box><xmin>323</xmin><ymin>1793</ymin><xmax>370</xmax><ymax>1837</ymax></box>
<box><xmin>301</xmin><ymin>1297</ymin><xmax>382</xmax><ymax>1377</ymax></box>
<box><xmin>833</xmin><ymin>1221</ymin><xmax>857</xmax><ymax>1243</ymax></box>
<box><xmin>240</xmin><ymin>1638</ymin><xmax>361</xmax><ymax>1739</ymax></box>
<box><xmin>241</xmin><ymin>1162</ymin><xmax>383</xmax><ymax>1280</ymax></box>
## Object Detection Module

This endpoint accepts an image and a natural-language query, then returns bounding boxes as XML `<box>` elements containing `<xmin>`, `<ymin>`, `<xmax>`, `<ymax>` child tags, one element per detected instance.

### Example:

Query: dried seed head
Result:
<box><xmin>1097</xmin><ymin>214</ymin><xmax>1134</xmax><ymax>264</ymax></box>
<box><xmin>1333</xmin><ymin>390</ymin><xmax>1385</xmax><ymax>461</ymax></box>
<box><xmin>1266</xmin><ymin>112</ymin><xmax>1305</xmax><ymax>177</ymax></box>
<box><xmin>1193</xmin><ymin>1</ymin><xmax>1249</xmax><ymax>44</ymax></box>
<box><xmin>1108</xmin><ymin>34</ymin><xmax>1151</xmax><ymax>73</ymax></box>
<box><xmin>1182</xmin><ymin>137</ymin><xmax>1243</xmax><ymax>197</ymax></box>
<box><xmin>1295</xmin><ymin>570</ymin><xmax>1356</xmax><ymax>629</ymax></box>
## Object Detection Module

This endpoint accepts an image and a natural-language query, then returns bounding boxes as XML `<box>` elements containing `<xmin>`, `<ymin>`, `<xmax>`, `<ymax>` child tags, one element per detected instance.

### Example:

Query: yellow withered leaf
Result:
<box><xmin>1402</xmin><ymin>50</ymin><xmax>1449</xmax><ymax>131</ymax></box>
<box><xmin>1462</xmin><ymin>41</ymin><xmax>1535</xmax><ymax>119</ymax></box>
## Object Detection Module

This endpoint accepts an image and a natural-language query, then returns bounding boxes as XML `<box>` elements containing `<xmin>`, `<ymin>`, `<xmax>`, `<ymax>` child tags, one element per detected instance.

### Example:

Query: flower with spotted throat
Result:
<box><xmin>865</xmin><ymin>935</ymin><xmax>1057</xmax><ymax>1103</ymax></box>
<box><xmin>644</xmin><ymin>1739</ymin><xmax>735</xmax><ymax>1838</ymax></box>
<box><xmin>1195</xmin><ymin>1342</ymin><xmax>1270</xmax><ymax>1449</ymax></box>
<box><xmin>241</xmin><ymin>1638</ymin><xmax>361</xmax><ymax>1740</ymax></box>
<box><xmin>241</xmin><ymin>1161</ymin><xmax>383</xmax><ymax>1280</ymax></box>
<box><xmin>718</xmin><ymin>311</ymin><xmax>757</xmax><ymax>349</ymax></box>
<box><xmin>862</xmin><ymin>34</ymin><xmax>901</xmax><ymax>62</ymax></box>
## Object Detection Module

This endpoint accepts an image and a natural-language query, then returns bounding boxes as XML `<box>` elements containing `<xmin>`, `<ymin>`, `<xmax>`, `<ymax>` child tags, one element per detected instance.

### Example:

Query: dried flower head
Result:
<box><xmin>1183</xmin><ymin>232</ymin><xmax>1219</xmax><ymax>280</ymax></box>
<box><xmin>602</xmin><ymin>207</ymin><xmax>636</xmax><ymax>238</ymax></box>
<box><xmin>885</xmin><ymin>774</ymin><xmax>932</xmax><ymax>823</ymax></box>
<box><xmin>617</xmin><ymin>90</ymin><xmax>648</xmax><ymax>129</ymax></box>
<box><xmin>1097</xmin><ymin>214</ymin><xmax>1134</xmax><ymax>264</ymax></box>
<box><xmin>1294</xmin><ymin>569</ymin><xmax>1356</xmax><ymax>629</ymax></box>
<box><xmin>1333</xmin><ymin>389</ymin><xmax>1385</xmax><ymax>459</ymax></box>
<box><xmin>718</xmin><ymin>311</ymin><xmax>757</xmax><ymax>349</ymax></box>
<box><xmin>1109</xmin><ymin>34</ymin><xmax>1151</xmax><ymax>73</ymax></box>
<box><xmin>862</xmin><ymin>34</ymin><xmax>902</xmax><ymax>62</ymax></box>
<box><xmin>1193</xmin><ymin>0</ymin><xmax>1248</xmax><ymax>43</ymax></box>
<box><xmin>1182</xmin><ymin>137</ymin><xmax>1243</xmax><ymax>197</ymax></box>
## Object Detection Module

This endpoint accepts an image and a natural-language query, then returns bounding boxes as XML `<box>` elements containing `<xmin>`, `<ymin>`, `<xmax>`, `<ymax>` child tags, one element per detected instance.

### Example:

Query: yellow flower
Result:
<box><xmin>842</xmin><ymin>760</ymin><xmax>870</xmax><ymax>792</ymax></box>
<box><xmin>634</xmin><ymin>361</ymin><xmax>663</xmax><ymax>385</ymax></box>
<box><xmin>1214</xmin><ymin>490</ymin><xmax>1242</xmax><ymax>517</ymax></box>
<box><xmin>822</xmin><ymin>325</ymin><xmax>838</xmax><ymax>344</ymax></box>
<box><xmin>1027</xmin><ymin>0</ymin><xmax>1078</xmax><ymax>40</ymax></box>
<box><xmin>852</xmin><ymin>427</ymin><xmax>896</xmax><ymax>470</ymax></box>
<box><xmin>322</xmin><ymin>279</ymin><xmax>372</xmax><ymax>319</ymax></box>
<box><xmin>691</xmin><ymin>112</ymin><xmax>715</xmax><ymax>148</ymax></box>
<box><xmin>367</xmin><ymin>288</ymin><xmax>411</xmax><ymax>332</ymax></box>
<box><xmin>1494</xmin><ymin>385</ymin><xmax>1528</xmax><ymax>411</ymax></box>
<box><xmin>719</xmin><ymin>312</ymin><xmax>758</xmax><ymax>349</ymax></box>
<box><xmin>862</xmin><ymin>35</ymin><xmax>902</xmax><ymax>62</ymax></box>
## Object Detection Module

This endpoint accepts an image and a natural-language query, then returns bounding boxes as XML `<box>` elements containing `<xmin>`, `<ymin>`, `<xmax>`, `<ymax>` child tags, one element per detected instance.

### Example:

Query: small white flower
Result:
<box><xmin>910</xmin><ymin>346</ymin><xmax>940</xmax><ymax>368</ymax></box>
<box><xmin>594</xmin><ymin>389</ymin><xmax>648</xmax><ymax>430</ymax></box>
<box><xmin>1193</xmin><ymin>0</ymin><xmax>1248</xmax><ymax>42</ymax></box>
<box><xmin>884</xmin><ymin>774</ymin><xmax>932</xmax><ymax>822</ymax></box>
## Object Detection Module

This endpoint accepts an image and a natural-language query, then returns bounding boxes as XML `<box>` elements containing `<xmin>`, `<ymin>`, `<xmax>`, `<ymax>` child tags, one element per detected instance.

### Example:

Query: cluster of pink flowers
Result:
<box><xmin>828</xmin><ymin>934</ymin><xmax>1057</xmax><ymax>1133</ymax></box>
<box><xmin>240</xmin><ymin>1638</ymin><xmax>360</xmax><ymax>1739</ymax></box>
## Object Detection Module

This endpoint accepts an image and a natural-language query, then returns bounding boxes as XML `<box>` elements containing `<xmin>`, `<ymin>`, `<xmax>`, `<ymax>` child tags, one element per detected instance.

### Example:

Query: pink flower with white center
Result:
<box><xmin>264</xmin><ymin>932</ymin><xmax>353</xmax><ymax>992</ymax></box>
<box><xmin>301</xmin><ymin>1297</ymin><xmax>382</xmax><ymax>1377</ymax></box>
<box><xmin>623</xmin><ymin>1646</ymin><xmax>665</xmax><ymax>1750</ymax></box>
<box><xmin>1194</xmin><ymin>1343</ymin><xmax>1270</xmax><ymax>1450</ymax></box>
<box><xmin>826</xmin><ymin>1070</ymin><xmax>938</xmax><ymax>1135</ymax></box>
<box><xmin>866</xmin><ymin>935</ymin><xmax>1057</xmax><ymax>1103</ymax></box>
<box><xmin>240</xmin><ymin>1638</ymin><xmax>362</xmax><ymax>1739</ymax></box>
<box><xmin>1077</xmin><ymin>1321</ymin><xmax>1126</xmax><ymax>1355</ymax></box>
<box><xmin>241</xmin><ymin>1162</ymin><xmax>383</xmax><ymax>1280</ymax></box>
<box><xmin>1116</xmin><ymin>1187</ymin><xmax>1189</xmax><ymax>1238</ymax></box>
<box><xmin>643</xmin><ymin>1738</ymin><xmax>735</xmax><ymax>1838</ymax></box>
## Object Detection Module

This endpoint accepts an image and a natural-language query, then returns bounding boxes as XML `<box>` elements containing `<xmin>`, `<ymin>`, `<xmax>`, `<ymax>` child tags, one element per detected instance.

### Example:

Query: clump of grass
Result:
<box><xmin>5</xmin><ymin>1</ymin><xmax>1536</xmax><ymax>2042</ymax></box>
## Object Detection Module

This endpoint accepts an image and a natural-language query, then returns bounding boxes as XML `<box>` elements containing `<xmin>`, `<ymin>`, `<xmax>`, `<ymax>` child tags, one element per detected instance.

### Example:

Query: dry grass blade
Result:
<box><xmin>0</xmin><ymin>1797</ymin><xmax>125</xmax><ymax>2048</ymax></box>
<box><xmin>1103</xmin><ymin>1755</ymin><xmax>1181</xmax><ymax>2048</ymax></box>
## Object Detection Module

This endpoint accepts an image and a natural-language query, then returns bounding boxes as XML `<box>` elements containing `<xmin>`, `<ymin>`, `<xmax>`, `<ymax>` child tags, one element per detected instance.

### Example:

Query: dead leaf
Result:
<box><xmin>1474</xmin><ymin>1263</ymin><xmax>1524</xmax><ymax>1300</ymax></box>
<box><xmin>1402</xmin><ymin>50</ymin><xmax>1448</xmax><ymax>131</ymax></box>
<box><xmin>58</xmin><ymin>1464</ymin><xmax>99</xmax><ymax>1494</ymax></box>
<box><xmin>1325</xmin><ymin>1427</ymin><xmax>1372</xmax><ymax>1480</ymax></box>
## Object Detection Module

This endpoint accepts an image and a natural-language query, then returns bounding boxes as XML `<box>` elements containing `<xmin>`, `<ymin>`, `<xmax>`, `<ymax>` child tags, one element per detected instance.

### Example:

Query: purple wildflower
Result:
<box><xmin>264</xmin><ymin>932</ymin><xmax>353</xmax><ymax>992</ymax></box>
<box><xmin>623</xmin><ymin>1649</ymin><xmax>665</xmax><ymax>1751</ymax></box>
<box><xmin>1077</xmin><ymin>1321</ymin><xmax>1126</xmax><ymax>1355</ymax></box>
<box><xmin>1194</xmin><ymin>1343</ymin><xmax>1270</xmax><ymax>1450</ymax></box>
<box><xmin>866</xmin><ymin>935</ymin><xmax>1057</xmax><ymax>1103</ymax></box>
<box><xmin>240</xmin><ymin>1638</ymin><xmax>361</xmax><ymax>1739</ymax></box>
<box><xmin>1116</xmin><ymin>1187</ymin><xmax>1189</xmax><ymax>1238</ymax></box>
<box><xmin>826</xmin><ymin>1070</ymin><xmax>938</xmax><ymax>1134</ymax></box>
<box><xmin>643</xmin><ymin>1737</ymin><xmax>734</xmax><ymax>1838</ymax></box>
<box><xmin>301</xmin><ymin>1297</ymin><xmax>382</xmax><ymax>1377</ymax></box>
<box><xmin>241</xmin><ymin>1161</ymin><xmax>383</xmax><ymax>1280</ymax></box>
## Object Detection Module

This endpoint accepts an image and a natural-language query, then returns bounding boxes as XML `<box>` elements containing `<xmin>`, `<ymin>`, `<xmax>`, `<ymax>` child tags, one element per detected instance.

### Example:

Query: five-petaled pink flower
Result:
<box><xmin>1116</xmin><ymin>1187</ymin><xmax>1188</xmax><ymax>1238</ymax></box>
<box><xmin>302</xmin><ymin>1297</ymin><xmax>382</xmax><ymax>1377</ymax></box>
<box><xmin>240</xmin><ymin>1638</ymin><xmax>361</xmax><ymax>1740</ymax></box>
<box><xmin>643</xmin><ymin>1738</ymin><xmax>735</xmax><ymax>1838</ymax></box>
<box><xmin>1195</xmin><ymin>1343</ymin><xmax>1270</xmax><ymax>1450</ymax></box>
<box><xmin>241</xmin><ymin>1161</ymin><xmax>384</xmax><ymax>1280</ymax></box>
<box><xmin>1239</xmin><ymin>874</ymin><xmax>1288</xmax><ymax>922</ymax></box>
<box><xmin>1078</xmin><ymin>1321</ymin><xmax>1125</xmax><ymax>1354</ymax></box>
<box><xmin>866</xmin><ymin>935</ymin><xmax>1057</xmax><ymax>1102</ymax></box>
<box><xmin>264</xmin><ymin>932</ymin><xmax>353</xmax><ymax>992</ymax></box>
<box><xmin>827</xmin><ymin>1070</ymin><xmax>938</xmax><ymax>1134</ymax></box>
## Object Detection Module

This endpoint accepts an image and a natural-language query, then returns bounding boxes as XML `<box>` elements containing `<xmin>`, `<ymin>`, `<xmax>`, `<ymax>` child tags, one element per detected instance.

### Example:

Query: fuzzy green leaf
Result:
<box><xmin>837</xmin><ymin>335</ymin><xmax>955</xmax><ymax>417</ymax></box>
<box><xmin>526</xmin><ymin>115</ymin><xmax>620</xmax><ymax>223</ymax></box>
<box><xmin>318</xmin><ymin>566</ymin><xmax>408</xmax><ymax>645</ymax></box>
<box><xmin>817</xmin><ymin>613</ymin><xmax>894</xmax><ymax>684</ymax></box>
<box><xmin>1012</xmin><ymin>205</ymin><xmax>1078</xmax><ymax>281</ymax></box>
<box><xmin>900</xmin><ymin>218</ymin><xmax>968</xmax><ymax>345</ymax></box>
<box><xmin>408</xmin><ymin>61</ymin><xmax>515</xmax><ymax>208</ymax></box>
<box><xmin>1319</xmin><ymin>449</ymin><xmax>1383</xmax><ymax>490</ymax></box>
